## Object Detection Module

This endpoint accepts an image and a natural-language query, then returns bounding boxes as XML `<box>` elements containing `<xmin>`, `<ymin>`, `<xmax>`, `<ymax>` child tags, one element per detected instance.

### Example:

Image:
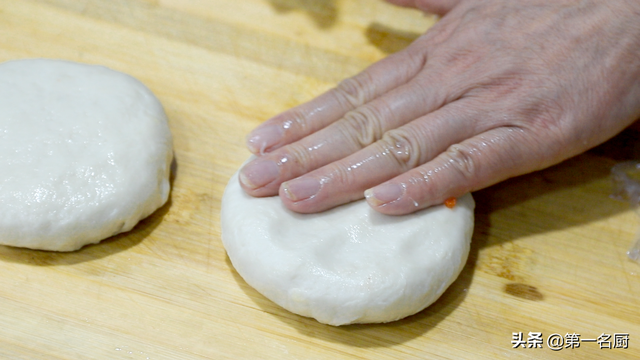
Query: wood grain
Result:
<box><xmin>0</xmin><ymin>0</ymin><xmax>638</xmax><ymax>358</ymax></box>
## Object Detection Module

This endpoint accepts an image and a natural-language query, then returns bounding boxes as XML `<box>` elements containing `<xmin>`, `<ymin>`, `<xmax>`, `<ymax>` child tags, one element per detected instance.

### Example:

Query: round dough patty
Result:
<box><xmin>221</xmin><ymin>166</ymin><xmax>474</xmax><ymax>326</ymax></box>
<box><xmin>0</xmin><ymin>59</ymin><xmax>173</xmax><ymax>251</ymax></box>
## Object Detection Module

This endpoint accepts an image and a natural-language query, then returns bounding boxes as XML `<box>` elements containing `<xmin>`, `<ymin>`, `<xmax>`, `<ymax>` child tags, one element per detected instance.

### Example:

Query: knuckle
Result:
<box><xmin>339</xmin><ymin>105</ymin><xmax>385</xmax><ymax>147</ymax></box>
<box><xmin>335</xmin><ymin>72</ymin><xmax>373</xmax><ymax>108</ymax></box>
<box><xmin>444</xmin><ymin>143</ymin><xmax>478</xmax><ymax>182</ymax></box>
<box><xmin>325</xmin><ymin>162</ymin><xmax>359</xmax><ymax>188</ymax></box>
<box><xmin>379</xmin><ymin>129</ymin><xmax>421</xmax><ymax>170</ymax></box>
<box><xmin>437</xmin><ymin>45</ymin><xmax>484</xmax><ymax>71</ymax></box>
<box><xmin>282</xmin><ymin>142</ymin><xmax>315</xmax><ymax>173</ymax></box>
<box><xmin>281</xmin><ymin>107</ymin><xmax>309</xmax><ymax>134</ymax></box>
<box><xmin>420</xmin><ymin>19</ymin><xmax>453</xmax><ymax>48</ymax></box>
<box><xmin>505</xmin><ymin>95</ymin><xmax>565</xmax><ymax>137</ymax></box>
<box><xmin>530</xmin><ymin>103</ymin><xmax>564</xmax><ymax>134</ymax></box>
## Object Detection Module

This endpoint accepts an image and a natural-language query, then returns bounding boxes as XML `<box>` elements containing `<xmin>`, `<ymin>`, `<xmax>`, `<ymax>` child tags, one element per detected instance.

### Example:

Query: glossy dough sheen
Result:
<box><xmin>0</xmin><ymin>59</ymin><xmax>173</xmax><ymax>251</ymax></box>
<box><xmin>221</xmin><ymin>168</ymin><xmax>474</xmax><ymax>326</ymax></box>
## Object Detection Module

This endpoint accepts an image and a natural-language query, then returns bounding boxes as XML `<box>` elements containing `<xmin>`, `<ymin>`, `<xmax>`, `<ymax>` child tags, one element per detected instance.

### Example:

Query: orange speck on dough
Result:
<box><xmin>444</xmin><ymin>197</ymin><xmax>457</xmax><ymax>209</ymax></box>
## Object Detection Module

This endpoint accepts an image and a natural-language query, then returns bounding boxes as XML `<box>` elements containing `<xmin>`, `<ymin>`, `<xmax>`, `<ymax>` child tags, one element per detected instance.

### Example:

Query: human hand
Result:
<box><xmin>239</xmin><ymin>0</ymin><xmax>640</xmax><ymax>215</ymax></box>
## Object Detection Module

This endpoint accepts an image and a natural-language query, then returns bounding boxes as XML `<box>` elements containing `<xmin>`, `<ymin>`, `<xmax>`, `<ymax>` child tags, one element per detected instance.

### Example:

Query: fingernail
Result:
<box><xmin>365</xmin><ymin>183</ymin><xmax>404</xmax><ymax>206</ymax></box>
<box><xmin>282</xmin><ymin>177</ymin><xmax>321</xmax><ymax>201</ymax></box>
<box><xmin>246</xmin><ymin>124</ymin><xmax>283</xmax><ymax>154</ymax></box>
<box><xmin>239</xmin><ymin>160</ymin><xmax>279</xmax><ymax>189</ymax></box>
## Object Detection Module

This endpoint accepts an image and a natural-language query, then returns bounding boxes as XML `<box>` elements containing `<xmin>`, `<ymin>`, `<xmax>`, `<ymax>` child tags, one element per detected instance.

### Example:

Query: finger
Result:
<box><xmin>385</xmin><ymin>0</ymin><xmax>461</xmax><ymax>16</ymax></box>
<box><xmin>239</xmin><ymin>68</ymin><xmax>455</xmax><ymax>197</ymax></box>
<box><xmin>365</xmin><ymin>126</ymin><xmax>557</xmax><ymax>215</ymax></box>
<box><xmin>245</xmin><ymin>46</ymin><xmax>427</xmax><ymax>155</ymax></box>
<box><xmin>276</xmin><ymin>101</ymin><xmax>483</xmax><ymax>213</ymax></box>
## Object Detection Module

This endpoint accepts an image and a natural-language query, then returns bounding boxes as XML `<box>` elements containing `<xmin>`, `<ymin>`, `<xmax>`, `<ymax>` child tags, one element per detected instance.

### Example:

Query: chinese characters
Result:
<box><xmin>511</xmin><ymin>332</ymin><xmax>629</xmax><ymax>351</ymax></box>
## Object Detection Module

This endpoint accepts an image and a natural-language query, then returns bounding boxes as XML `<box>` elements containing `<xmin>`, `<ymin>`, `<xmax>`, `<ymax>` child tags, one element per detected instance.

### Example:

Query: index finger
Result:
<box><xmin>245</xmin><ymin>44</ymin><xmax>427</xmax><ymax>154</ymax></box>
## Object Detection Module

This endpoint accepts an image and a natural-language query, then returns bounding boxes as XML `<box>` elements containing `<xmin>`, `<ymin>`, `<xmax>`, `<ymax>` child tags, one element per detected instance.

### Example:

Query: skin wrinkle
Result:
<box><xmin>339</xmin><ymin>105</ymin><xmax>387</xmax><ymax>148</ymax></box>
<box><xmin>280</xmin><ymin>118</ymin><xmax>304</xmax><ymax>147</ymax></box>
<box><xmin>445</xmin><ymin>143</ymin><xmax>479</xmax><ymax>184</ymax></box>
<box><xmin>409</xmin><ymin>69</ymin><xmax>449</xmax><ymax>109</ymax></box>
<box><xmin>406</xmin><ymin>118</ymin><xmax>438</xmax><ymax>164</ymax></box>
<box><xmin>287</xmin><ymin>109</ymin><xmax>308</xmax><ymax>136</ymax></box>
<box><xmin>306</xmin><ymin>142</ymin><xmax>324</xmax><ymax>152</ymax></box>
<box><xmin>335</xmin><ymin>72</ymin><xmax>375</xmax><ymax>109</ymax></box>
<box><xmin>321</xmin><ymin>163</ymin><xmax>362</xmax><ymax>197</ymax></box>
<box><xmin>345</xmin><ymin>152</ymin><xmax>380</xmax><ymax>173</ymax></box>
<box><xmin>379</xmin><ymin>130</ymin><xmax>417</xmax><ymax>170</ymax></box>
<box><xmin>403</xmin><ymin>45</ymin><xmax>429</xmax><ymax>80</ymax></box>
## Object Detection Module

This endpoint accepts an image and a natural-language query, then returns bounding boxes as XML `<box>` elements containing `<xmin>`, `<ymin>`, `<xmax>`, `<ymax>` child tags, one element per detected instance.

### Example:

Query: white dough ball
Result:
<box><xmin>0</xmin><ymin>59</ymin><xmax>173</xmax><ymax>251</ymax></box>
<box><xmin>221</xmin><ymin>166</ymin><xmax>474</xmax><ymax>326</ymax></box>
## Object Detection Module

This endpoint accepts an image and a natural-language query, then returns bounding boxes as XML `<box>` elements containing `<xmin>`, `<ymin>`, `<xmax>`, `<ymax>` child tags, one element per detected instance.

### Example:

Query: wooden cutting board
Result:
<box><xmin>0</xmin><ymin>0</ymin><xmax>638</xmax><ymax>358</ymax></box>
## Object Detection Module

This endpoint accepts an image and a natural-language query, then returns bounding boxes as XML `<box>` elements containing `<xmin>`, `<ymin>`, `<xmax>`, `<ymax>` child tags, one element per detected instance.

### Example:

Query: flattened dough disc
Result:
<box><xmin>221</xmin><ymin>166</ymin><xmax>474</xmax><ymax>325</ymax></box>
<box><xmin>0</xmin><ymin>59</ymin><xmax>173</xmax><ymax>251</ymax></box>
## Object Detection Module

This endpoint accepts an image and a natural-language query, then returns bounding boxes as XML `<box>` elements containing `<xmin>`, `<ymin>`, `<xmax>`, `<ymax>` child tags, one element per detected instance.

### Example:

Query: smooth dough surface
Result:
<box><xmin>0</xmin><ymin>59</ymin><xmax>173</xmax><ymax>251</ymax></box>
<box><xmin>221</xmin><ymin>167</ymin><xmax>474</xmax><ymax>326</ymax></box>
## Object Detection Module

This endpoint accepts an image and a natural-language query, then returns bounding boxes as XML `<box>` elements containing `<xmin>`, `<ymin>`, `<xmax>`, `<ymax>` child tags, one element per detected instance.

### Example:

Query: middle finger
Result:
<box><xmin>239</xmin><ymin>68</ymin><xmax>453</xmax><ymax>197</ymax></box>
